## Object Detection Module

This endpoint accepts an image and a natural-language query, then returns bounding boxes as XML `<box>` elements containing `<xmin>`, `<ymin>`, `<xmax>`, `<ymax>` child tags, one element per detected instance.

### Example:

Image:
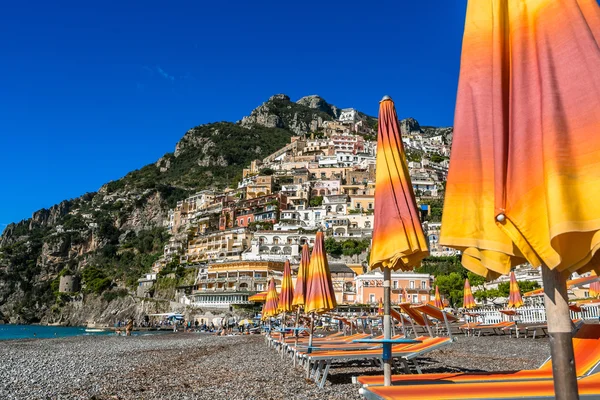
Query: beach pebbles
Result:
<box><xmin>0</xmin><ymin>333</ymin><xmax>549</xmax><ymax>399</ymax></box>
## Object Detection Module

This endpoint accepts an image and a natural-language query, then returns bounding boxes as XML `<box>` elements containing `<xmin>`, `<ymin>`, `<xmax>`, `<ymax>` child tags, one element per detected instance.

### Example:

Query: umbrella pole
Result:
<box><xmin>541</xmin><ymin>264</ymin><xmax>579</xmax><ymax>400</ymax></box>
<box><xmin>306</xmin><ymin>312</ymin><xmax>315</xmax><ymax>378</ymax></box>
<box><xmin>293</xmin><ymin>307</ymin><xmax>301</xmax><ymax>367</ymax></box>
<box><xmin>383</xmin><ymin>268</ymin><xmax>392</xmax><ymax>386</ymax></box>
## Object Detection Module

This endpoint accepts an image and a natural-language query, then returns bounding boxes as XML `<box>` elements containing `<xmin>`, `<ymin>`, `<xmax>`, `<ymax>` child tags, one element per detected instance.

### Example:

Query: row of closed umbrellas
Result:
<box><xmin>261</xmin><ymin>231</ymin><xmax>337</xmax><ymax>322</ymax></box>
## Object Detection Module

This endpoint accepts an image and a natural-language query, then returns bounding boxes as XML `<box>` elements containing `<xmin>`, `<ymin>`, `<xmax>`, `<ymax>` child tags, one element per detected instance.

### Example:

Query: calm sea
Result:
<box><xmin>0</xmin><ymin>324</ymin><xmax>159</xmax><ymax>340</ymax></box>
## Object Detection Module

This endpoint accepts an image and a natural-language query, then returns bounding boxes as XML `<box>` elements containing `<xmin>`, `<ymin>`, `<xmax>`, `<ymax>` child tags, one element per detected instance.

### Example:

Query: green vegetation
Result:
<box><xmin>419</xmin><ymin>199</ymin><xmax>444</xmax><ymax>222</ymax></box>
<box><xmin>474</xmin><ymin>281</ymin><xmax>540</xmax><ymax>303</ymax></box>
<box><xmin>102</xmin><ymin>288</ymin><xmax>129</xmax><ymax>302</ymax></box>
<box><xmin>416</xmin><ymin>256</ymin><xmax>540</xmax><ymax>308</ymax></box>
<box><xmin>82</xmin><ymin>266</ymin><xmax>112</xmax><ymax>294</ymax></box>
<box><xmin>405</xmin><ymin>148</ymin><xmax>424</xmax><ymax>163</ymax></box>
<box><xmin>309</xmin><ymin>196</ymin><xmax>323</xmax><ymax>207</ymax></box>
<box><xmin>118</xmin><ymin>122</ymin><xmax>292</xmax><ymax>191</ymax></box>
<box><xmin>259</xmin><ymin>168</ymin><xmax>274</xmax><ymax>176</ymax></box>
<box><xmin>89</xmin><ymin>227</ymin><xmax>169</xmax><ymax>288</ymax></box>
<box><xmin>325</xmin><ymin>238</ymin><xmax>370</xmax><ymax>260</ymax></box>
<box><xmin>429</xmin><ymin>154</ymin><xmax>448</xmax><ymax>164</ymax></box>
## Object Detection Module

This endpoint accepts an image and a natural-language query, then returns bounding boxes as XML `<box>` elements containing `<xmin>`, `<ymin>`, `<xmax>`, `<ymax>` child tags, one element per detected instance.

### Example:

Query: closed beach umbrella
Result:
<box><xmin>370</xmin><ymin>96</ymin><xmax>429</xmax><ymax>386</ymax></box>
<box><xmin>377</xmin><ymin>298</ymin><xmax>384</xmax><ymax>316</ymax></box>
<box><xmin>304</xmin><ymin>231</ymin><xmax>337</xmax><ymax>361</ymax></box>
<box><xmin>433</xmin><ymin>286</ymin><xmax>443</xmax><ymax>309</ymax></box>
<box><xmin>248</xmin><ymin>291</ymin><xmax>268</xmax><ymax>302</ymax></box>
<box><xmin>463</xmin><ymin>279</ymin><xmax>476</xmax><ymax>309</ymax></box>
<box><xmin>278</xmin><ymin>260</ymin><xmax>294</xmax><ymax>314</ymax></box>
<box><xmin>440</xmin><ymin>1</ymin><xmax>600</xmax><ymax>395</ymax></box>
<box><xmin>304</xmin><ymin>231</ymin><xmax>336</xmax><ymax>314</ymax></box>
<box><xmin>589</xmin><ymin>281</ymin><xmax>600</xmax><ymax>299</ymax></box>
<box><xmin>292</xmin><ymin>244</ymin><xmax>310</xmax><ymax>308</ymax></box>
<box><xmin>507</xmin><ymin>272</ymin><xmax>524</xmax><ymax>309</ymax></box>
<box><xmin>262</xmin><ymin>278</ymin><xmax>279</xmax><ymax>320</ymax></box>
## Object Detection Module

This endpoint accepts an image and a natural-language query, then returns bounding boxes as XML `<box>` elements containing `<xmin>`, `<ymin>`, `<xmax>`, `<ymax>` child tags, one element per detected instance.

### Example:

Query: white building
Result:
<box><xmin>339</xmin><ymin>108</ymin><xmax>361</xmax><ymax>123</ymax></box>
<box><xmin>242</xmin><ymin>229</ymin><xmax>317</xmax><ymax>262</ymax></box>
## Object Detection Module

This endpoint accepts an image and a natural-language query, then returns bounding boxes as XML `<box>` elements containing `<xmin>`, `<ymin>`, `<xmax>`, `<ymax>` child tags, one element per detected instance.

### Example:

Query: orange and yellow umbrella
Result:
<box><xmin>278</xmin><ymin>260</ymin><xmax>294</xmax><ymax>313</ymax></box>
<box><xmin>369</xmin><ymin>96</ymin><xmax>429</xmax><ymax>386</ymax></box>
<box><xmin>440</xmin><ymin>0</ymin><xmax>600</xmax><ymax>279</ymax></box>
<box><xmin>433</xmin><ymin>286</ymin><xmax>443</xmax><ymax>309</ymax></box>
<box><xmin>377</xmin><ymin>298</ymin><xmax>384</xmax><ymax>316</ymax></box>
<box><xmin>292</xmin><ymin>244</ymin><xmax>310</xmax><ymax>308</ymax></box>
<box><xmin>304</xmin><ymin>231</ymin><xmax>337</xmax><ymax>314</ymax></box>
<box><xmin>507</xmin><ymin>272</ymin><xmax>524</xmax><ymax>309</ymax></box>
<box><xmin>463</xmin><ymin>279</ymin><xmax>477</xmax><ymax>309</ymax></box>
<box><xmin>440</xmin><ymin>1</ymin><xmax>600</xmax><ymax>393</ymax></box>
<box><xmin>590</xmin><ymin>282</ymin><xmax>600</xmax><ymax>298</ymax></box>
<box><xmin>262</xmin><ymin>278</ymin><xmax>279</xmax><ymax>320</ymax></box>
<box><xmin>370</xmin><ymin>97</ymin><xmax>429</xmax><ymax>271</ymax></box>
<box><xmin>248</xmin><ymin>292</ymin><xmax>267</xmax><ymax>302</ymax></box>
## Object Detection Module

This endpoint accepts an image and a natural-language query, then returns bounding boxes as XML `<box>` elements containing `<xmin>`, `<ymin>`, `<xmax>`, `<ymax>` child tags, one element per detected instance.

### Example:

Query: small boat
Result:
<box><xmin>84</xmin><ymin>328</ymin><xmax>105</xmax><ymax>333</ymax></box>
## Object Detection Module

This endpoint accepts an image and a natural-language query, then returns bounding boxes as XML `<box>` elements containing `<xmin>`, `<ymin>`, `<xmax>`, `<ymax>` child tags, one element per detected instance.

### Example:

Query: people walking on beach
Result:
<box><xmin>361</xmin><ymin>311</ymin><xmax>368</xmax><ymax>331</ymax></box>
<box><xmin>125</xmin><ymin>319</ymin><xmax>134</xmax><ymax>336</ymax></box>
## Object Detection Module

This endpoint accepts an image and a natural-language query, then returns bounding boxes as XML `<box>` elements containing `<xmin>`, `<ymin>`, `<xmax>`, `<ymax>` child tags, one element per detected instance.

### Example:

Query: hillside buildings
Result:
<box><xmin>150</xmin><ymin>111</ymin><xmax>453</xmax><ymax>309</ymax></box>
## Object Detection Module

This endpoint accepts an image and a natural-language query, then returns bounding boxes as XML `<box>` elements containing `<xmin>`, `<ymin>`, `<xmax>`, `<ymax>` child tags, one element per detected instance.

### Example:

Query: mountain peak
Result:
<box><xmin>240</xmin><ymin>93</ymin><xmax>335</xmax><ymax>135</ymax></box>
<box><xmin>268</xmin><ymin>94</ymin><xmax>290</xmax><ymax>102</ymax></box>
<box><xmin>296</xmin><ymin>95</ymin><xmax>341</xmax><ymax>119</ymax></box>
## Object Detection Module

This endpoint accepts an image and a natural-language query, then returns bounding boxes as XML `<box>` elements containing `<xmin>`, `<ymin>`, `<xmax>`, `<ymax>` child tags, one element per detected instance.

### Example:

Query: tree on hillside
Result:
<box><xmin>435</xmin><ymin>272</ymin><xmax>465</xmax><ymax>308</ymax></box>
<box><xmin>325</xmin><ymin>237</ymin><xmax>342</xmax><ymax>256</ymax></box>
<box><xmin>309</xmin><ymin>196</ymin><xmax>323</xmax><ymax>207</ymax></box>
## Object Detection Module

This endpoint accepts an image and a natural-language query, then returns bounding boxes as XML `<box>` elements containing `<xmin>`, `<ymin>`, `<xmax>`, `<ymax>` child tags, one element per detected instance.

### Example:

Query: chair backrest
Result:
<box><xmin>398</xmin><ymin>303</ymin><xmax>429</xmax><ymax>326</ymax></box>
<box><xmin>412</xmin><ymin>303</ymin><xmax>458</xmax><ymax>322</ymax></box>
<box><xmin>539</xmin><ymin>324</ymin><xmax>600</xmax><ymax>375</ymax></box>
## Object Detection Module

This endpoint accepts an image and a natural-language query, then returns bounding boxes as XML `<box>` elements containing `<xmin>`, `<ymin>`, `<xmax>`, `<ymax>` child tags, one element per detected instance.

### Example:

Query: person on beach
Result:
<box><xmin>125</xmin><ymin>319</ymin><xmax>134</xmax><ymax>336</ymax></box>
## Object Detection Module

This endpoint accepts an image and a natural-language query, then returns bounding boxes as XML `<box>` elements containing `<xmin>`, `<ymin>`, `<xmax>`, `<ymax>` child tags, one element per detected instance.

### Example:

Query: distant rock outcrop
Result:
<box><xmin>296</xmin><ymin>95</ymin><xmax>341</xmax><ymax>119</ymax></box>
<box><xmin>240</xmin><ymin>94</ymin><xmax>335</xmax><ymax>135</ymax></box>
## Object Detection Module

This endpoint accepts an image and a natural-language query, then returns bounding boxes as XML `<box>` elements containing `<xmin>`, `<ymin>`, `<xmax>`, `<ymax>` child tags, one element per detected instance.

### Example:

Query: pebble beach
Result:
<box><xmin>0</xmin><ymin>333</ymin><xmax>549</xmax><ymax>400</ymax></box>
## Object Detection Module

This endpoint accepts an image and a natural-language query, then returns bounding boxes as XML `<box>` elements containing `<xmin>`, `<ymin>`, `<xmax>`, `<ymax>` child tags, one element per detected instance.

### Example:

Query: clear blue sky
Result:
<box><xmin>0</xmin><ymin>1</ymin><xmax>468</xmax><ymax>227</ymax></box>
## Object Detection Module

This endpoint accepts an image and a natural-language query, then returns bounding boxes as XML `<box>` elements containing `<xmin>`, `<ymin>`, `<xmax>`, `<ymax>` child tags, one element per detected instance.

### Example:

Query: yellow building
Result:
<box><xmin>183</xmin><ymin>228</ymin><xmax>252</xmax><ymax>264</ymax></box>
<box><xmin>190</xmin><ymin>260</ymin><xmax>284</xmax><ymax>308</ymax></box>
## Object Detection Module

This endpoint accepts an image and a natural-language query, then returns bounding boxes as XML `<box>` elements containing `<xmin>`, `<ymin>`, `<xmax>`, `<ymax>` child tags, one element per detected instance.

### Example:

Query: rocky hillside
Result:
<box><xmin>0</xmin><ymin>93</ymin><xmax>449</xmax><ymax>325</ymax></box>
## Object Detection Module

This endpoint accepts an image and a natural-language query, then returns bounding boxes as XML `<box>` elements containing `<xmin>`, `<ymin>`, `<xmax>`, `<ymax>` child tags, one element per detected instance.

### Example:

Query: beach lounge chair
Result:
<box><xmin>302</xmin><ymin>336</ymin><xmax>452</xmax><ymax>388</ymax></box>
<box><xmin>524</xmin><ymin>318</ymin><xmax>583</xmax><ymax>339</ymax></box>
<box><xmin>410</xmin><ymin>303</ymin><xmax>458</xmax><ymax>339</ymax></box>
<box><xmin>397</xmin><ymin>303</ymin><xmax>435</xmax><ymax>337</ymax></box>
<box><xmin>280</xmin><ymin>333</ymin><xmax>369</xmax><ymax>355</ymax></box>
<box><xmin>359</xmin><ymin>370</ymin><xmax>600</xmax><ymax>400</ymax></box>
<box><xmin>469</xmin><ymin>321</ymin><xmax>515</xmax><ymax>336</ymax></box>
<box><xmin>356</xmin><ymin>323</ymin><xmax>600</xmax><ymax>388</ymax></box>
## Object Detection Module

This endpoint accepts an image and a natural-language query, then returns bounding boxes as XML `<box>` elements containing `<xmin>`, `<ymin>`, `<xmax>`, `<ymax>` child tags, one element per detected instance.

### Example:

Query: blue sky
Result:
<box><xmin>0</xmin><ymin>1</ymin><xmax>468</xmax><ymax>227</ymax></box>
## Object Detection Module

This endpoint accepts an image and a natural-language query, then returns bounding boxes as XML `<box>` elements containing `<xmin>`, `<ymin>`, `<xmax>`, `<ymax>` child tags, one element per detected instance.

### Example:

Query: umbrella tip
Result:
<box><xmin>380</xmin><ymin>95</ymin><xmax>392</xmax><ymax>102</ymax></box>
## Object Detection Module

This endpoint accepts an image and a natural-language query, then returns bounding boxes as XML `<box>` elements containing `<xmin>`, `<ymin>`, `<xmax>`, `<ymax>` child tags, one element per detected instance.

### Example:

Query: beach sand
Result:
<box><xmin>0</xmin><ymin>332</ymin><xmax>549</xmax><ymax>399</ymax></box>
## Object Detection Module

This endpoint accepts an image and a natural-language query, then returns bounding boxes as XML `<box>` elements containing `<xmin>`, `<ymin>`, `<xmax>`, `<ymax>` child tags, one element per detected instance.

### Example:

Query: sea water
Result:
<box><xmin>0</xmin><ymin>324</ymin><xmax>163</xmax><ymax>340</ymax></box>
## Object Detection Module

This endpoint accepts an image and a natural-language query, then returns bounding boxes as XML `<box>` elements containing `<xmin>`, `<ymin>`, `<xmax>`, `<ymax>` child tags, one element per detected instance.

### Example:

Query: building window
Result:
<box><xmin>421</xmin><ymin>281</ymin><xmax>426</xmax><ymax>290</ymax></box>
<box><xmin>369</xmin><ymin>294</ymin><xmax>375</xmax><ymax>303</ymax></box>
<box><xmin>368</xmin><ymin>203</ymin><xmax>373</xmax><ymax>209</ymax></box>
<box><xmin>410</xmin><ymin>281</ymin><xmax>415</xmax><ymax>289</ymax></box>
<box><xmin>363</xmin><ymin>281</ymin><xmax>369</xmax><ymax>287</ymax></box>
<box><xmin>393</xmin><ymin>281</ymin><xmax>398</xmax><ymax>289</ymax></box>
<box><xmin>412</xmin><ymin>294</ymin><xmax>418</xmax><ymax>303</ymax></box>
